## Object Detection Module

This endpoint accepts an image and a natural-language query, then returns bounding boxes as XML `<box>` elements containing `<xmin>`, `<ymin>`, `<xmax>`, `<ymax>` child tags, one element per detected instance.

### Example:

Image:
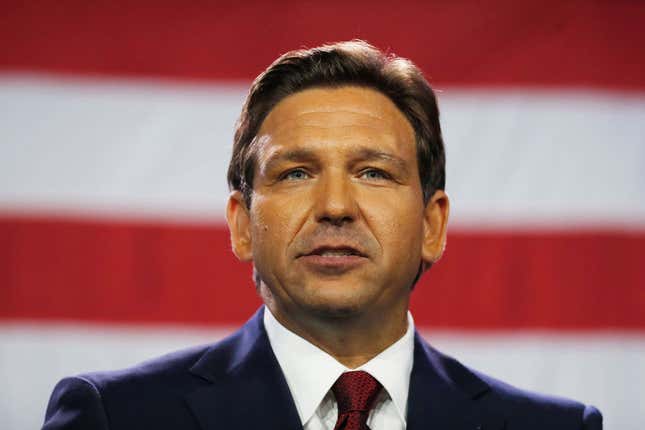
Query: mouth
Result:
<box><xmin>303</xmin><ymin>246</ymin><xmax>366</xmax><ymax>258</ymax></box>
<box><xmin>297</xmin><ymin>246</ymin><xmax>368</xmax><ymax>273</ymax></box>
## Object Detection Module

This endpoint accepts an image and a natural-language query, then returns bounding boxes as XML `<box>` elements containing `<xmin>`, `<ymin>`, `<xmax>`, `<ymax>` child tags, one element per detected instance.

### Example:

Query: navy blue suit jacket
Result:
<box><xmin>43</xmin><ymin>307</ymin><xmax>602</xmax><ymax>429</ymax></box>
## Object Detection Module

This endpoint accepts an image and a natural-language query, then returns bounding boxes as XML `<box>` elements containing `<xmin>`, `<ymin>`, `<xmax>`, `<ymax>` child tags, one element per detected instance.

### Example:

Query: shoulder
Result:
<box><xmin>414</xmin><ymin>336</ymin><xmax>602</xmax><ymax>429</ymax></box>
<box><xmin>42</xmin><ymin>337</ymin><xmax>240</xmax><ymax>429</ymax></box>
<box><xmin>43</xmin><ymin>309</ymin><xmax>269</xmax><ymax>429</ymax></box>
<box><xmin>77</xmin><ymin>342</ymin><xmax>212</xmax><ymax>396</ymax></box>
<box><xmin>42</xmin><ymin>309</ymin><xmax>268</xmax><ymax>430</ymax></box>
<box><xmin>473</xmin><ymin>368</ymin><xmax>603</xmax><ymax>428</ymax></box>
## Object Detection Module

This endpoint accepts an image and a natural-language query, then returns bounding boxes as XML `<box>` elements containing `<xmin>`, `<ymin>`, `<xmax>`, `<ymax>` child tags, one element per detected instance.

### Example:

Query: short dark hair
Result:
<box><xmin>227</xmin><ymin>40</ymin><xmax>445</xmax><ymax>207</ymax></box>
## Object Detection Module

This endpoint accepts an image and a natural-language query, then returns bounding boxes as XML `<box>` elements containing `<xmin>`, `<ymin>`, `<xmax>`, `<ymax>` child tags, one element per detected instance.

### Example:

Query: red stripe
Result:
<box><xmin>1</xmin><ymin>215</ymin><xmax>643</xmax><ymax>329</ymax></box>
<box><xmin>1</xmin><ymin>1</ymin><xmax>644</xmax><ymax>90</ymax></box>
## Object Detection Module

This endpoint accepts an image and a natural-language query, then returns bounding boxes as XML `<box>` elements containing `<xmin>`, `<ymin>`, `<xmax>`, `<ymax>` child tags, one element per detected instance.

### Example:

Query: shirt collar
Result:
<box><xmin>264</xmin><ymin>307</ymin><xmax>415</xmax><ymax>425</ymax></box>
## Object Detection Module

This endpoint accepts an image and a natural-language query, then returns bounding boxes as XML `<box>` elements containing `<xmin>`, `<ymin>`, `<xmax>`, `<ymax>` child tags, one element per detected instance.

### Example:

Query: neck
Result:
<box><xmin>266</xmin><ymin>300</ymin><xmax>409</xmax><ymax>369</ymax></box>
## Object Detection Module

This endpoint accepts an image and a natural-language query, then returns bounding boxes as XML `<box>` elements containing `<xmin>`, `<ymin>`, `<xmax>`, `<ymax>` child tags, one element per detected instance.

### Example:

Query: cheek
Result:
<box><xmin>362</xmin><ymin>195</ymin><xmax>425</xmax><ymax>259</ymax></box>
<box><xmin>250</xmin><ymin>196</ymin><xmax>310</xmax><ymax>250</ymax></box>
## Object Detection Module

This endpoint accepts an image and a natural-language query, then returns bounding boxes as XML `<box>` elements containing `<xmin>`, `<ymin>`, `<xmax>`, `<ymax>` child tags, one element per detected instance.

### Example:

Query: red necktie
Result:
<box><xmin>332</xmin><ymin>371</ymin><xmax>383</xmax><ymax>430</ymax></box>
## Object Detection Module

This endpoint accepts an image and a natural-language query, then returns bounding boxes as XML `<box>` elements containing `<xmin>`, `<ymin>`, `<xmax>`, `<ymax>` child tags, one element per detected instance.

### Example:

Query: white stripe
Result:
<box><xmin>1</xmin><ymin>323</ymin><xmax>642</xmax><ymax>429</ymax></box>
<box><xmin>1</xmin><ymin>74</ymin><xmax>644</xmax><ymax>227</ymax></box>
<box><xmin>0</xmin><ymin>74</ymin><xmax>244</xmax><ymax>222</ymax></box>
<box><xmin>441</xmin><ymin>88</ymin><xmax>645</xmax><ymax>229</ymax></box>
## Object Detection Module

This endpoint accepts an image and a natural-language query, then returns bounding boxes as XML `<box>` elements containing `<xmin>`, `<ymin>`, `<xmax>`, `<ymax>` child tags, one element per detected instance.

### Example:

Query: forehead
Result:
<box><xmin>256</xmin><ymin>86</ymin><xmax>416</xmax><ymax>156</ymax></box>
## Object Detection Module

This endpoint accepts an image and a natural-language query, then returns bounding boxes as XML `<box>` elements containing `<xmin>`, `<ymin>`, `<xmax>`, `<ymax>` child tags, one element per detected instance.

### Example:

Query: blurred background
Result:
<box><xmin>1</xmin><ymin>1</ymin><xmax>644</xmax><ymax>428</ymax></box>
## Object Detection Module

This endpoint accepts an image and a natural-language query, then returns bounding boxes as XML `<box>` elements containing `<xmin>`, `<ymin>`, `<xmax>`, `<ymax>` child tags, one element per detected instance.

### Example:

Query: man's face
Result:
<box><xmin>227</xmin><ymin>86</ymin><xmax>447</xmax><ymax>325</ymax></box>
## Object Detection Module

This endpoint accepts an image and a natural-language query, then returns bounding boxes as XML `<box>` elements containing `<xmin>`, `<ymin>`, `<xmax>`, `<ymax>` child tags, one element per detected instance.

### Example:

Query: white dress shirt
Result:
<box><xmin>263</xmin><ymin>307</ymin><xmax>415</xmax><ymax>430</ymax></box>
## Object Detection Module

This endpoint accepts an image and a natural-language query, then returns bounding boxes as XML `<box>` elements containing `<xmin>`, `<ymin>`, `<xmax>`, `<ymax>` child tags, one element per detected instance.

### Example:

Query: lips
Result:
<box><xmin>297</xmin><ymin>245</ymin><xmax>368</xmax><ymax>273</ymax></box>
<box><xmin>304</xmin><ymin>246</ymin><xmax>366</xmax><ymax>258</ymax></box>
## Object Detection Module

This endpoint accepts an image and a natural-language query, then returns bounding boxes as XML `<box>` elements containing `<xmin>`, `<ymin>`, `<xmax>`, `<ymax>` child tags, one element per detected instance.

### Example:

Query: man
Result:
<box><xmin>43</xmin><ymin>40</ymin><xmax>602</xmax><ymax>429</ymax></box>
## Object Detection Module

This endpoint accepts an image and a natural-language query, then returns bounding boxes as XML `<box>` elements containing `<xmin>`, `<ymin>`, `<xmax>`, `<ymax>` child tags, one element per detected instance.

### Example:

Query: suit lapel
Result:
<box><xmin>183</xmin><ymin>311</ymin><xmax>507</xmax><ymax>430</ymax></box>
<box><xmin>407</xmin><ymin>332</ymin><xmax>506</xmax><ymax>430</ymax></box>
<box><xmin>184</xmin><ymin>307</ymin><xmax>302</xmax><ymax>430</ymax></box>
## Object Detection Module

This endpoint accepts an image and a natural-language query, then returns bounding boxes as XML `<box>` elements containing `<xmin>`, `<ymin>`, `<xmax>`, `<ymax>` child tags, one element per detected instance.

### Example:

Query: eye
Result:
<box><xmin>359</xmin><ymin>168</ymin><xmax>390</xmax><ymax>180</ymax></box>
<box><xmin>280</xmin><ymin>168</ymin><xmax>310</xmax><ymax>181</ymax></box>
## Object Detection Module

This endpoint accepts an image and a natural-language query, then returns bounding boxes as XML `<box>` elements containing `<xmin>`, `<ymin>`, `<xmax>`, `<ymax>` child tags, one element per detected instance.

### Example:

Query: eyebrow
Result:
<box><xmin>351</xmin><ymin>148</ymin><xmax>410</xmax><ymax>174</ymax></box>
<box><xmin>261</xmin><ymin>148</ymin><xmax>320</xmax><ymax>174</ymax></box>
<box><xmin>261</xmin><ymin>146</ymin><xmax>410</xmax><ymax>175</ymax></box>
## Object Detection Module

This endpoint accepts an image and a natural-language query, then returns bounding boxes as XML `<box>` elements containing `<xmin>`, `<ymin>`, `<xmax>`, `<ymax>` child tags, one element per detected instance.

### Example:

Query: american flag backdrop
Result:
<box><xmin>1</xmin><ymin>1</ymin><xmax>644</xmax><ymax>429</ymax></box>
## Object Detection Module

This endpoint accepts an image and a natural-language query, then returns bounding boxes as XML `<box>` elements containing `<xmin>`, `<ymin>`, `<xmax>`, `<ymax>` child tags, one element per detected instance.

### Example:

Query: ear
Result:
<box><xmin>421</xmin><ymin>190</ymin><xmax>450</xmax><ymax>267</ymax></box>
<box><xmin>226</xmin><ymin>191</ymin><xmax>253</xmax><ymax>261</ymax></box>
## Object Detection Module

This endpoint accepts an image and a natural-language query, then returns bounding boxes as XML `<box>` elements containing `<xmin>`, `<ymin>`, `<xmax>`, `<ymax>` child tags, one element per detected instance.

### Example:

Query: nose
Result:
<box><xmin>313</xmin><ymin>171</ymin><xmax>358</xmax><ymax>226</ymax></box>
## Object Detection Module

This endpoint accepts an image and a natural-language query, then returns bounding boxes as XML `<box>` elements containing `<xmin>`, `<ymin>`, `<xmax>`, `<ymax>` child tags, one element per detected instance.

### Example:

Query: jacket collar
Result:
<box><xmin>184</xmin><ymin>307</ymin><xmax>506</xmax><ymax>430</ymax></box>
<box><xmin>185</xmin><ymin>307</ymin><xmax>302</xmax><ymax>430</ymax></box>
<box><xmin>407</xmin><ymin>332</ymin><xmax>506</xmax><ymax>430</ymax></box>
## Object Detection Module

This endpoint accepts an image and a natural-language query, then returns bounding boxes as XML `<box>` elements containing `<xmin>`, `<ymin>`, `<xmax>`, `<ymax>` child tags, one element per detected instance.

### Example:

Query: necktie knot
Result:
<box><xmin>332</xmin><ymin>371</ymin><xmax>382</xmax><ymax>414</ymax></box>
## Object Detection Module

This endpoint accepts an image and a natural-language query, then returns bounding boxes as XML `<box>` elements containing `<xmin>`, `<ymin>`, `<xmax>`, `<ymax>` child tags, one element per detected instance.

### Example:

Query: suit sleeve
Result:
<box><xmin>581</xmin><ymin>404</ymin><xmax>603</xmax><ymax>430</ymax></box>
<box><xmin>42</xmin><ymin>377</ymin><xmax>110</xmax><ymax>430</ymax></box>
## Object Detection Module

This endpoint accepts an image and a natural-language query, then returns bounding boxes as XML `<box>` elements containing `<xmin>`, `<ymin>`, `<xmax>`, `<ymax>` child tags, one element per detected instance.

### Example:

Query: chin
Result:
<box><xmin>307</xmin><ymin>302</ymin><xmax>362</xmax><ymax>319</ymax></box>
<box><xmin>300</xmin><ymin>288</ymin><xmax>374</xmax><ymax>319</ymax></box>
